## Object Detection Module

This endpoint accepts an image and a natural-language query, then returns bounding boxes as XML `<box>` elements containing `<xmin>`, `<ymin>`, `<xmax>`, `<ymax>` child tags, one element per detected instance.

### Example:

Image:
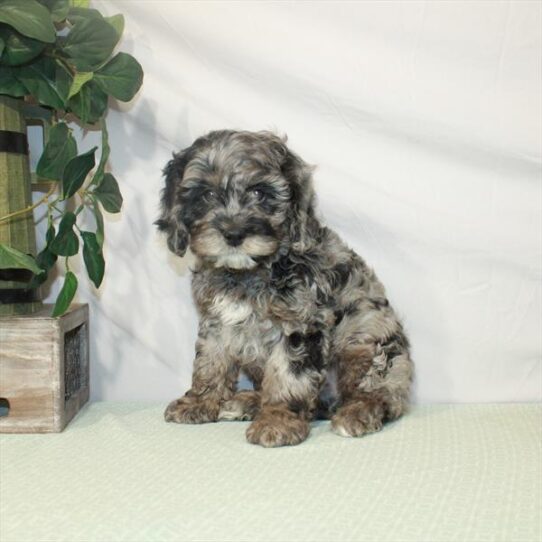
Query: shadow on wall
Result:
<box><xmin>109</xmin><ymin>98</ymin><xmax>158</xmax><ymax>165</ymax></box>
<box><xmin>89</xmin><ymin>99</ymin><xmax>204</xmax><ymax>401</ymax></box>
<box><xmin>89</xmin><ymin>96</ymin><xmax>160</xmax><ymax>399</ymax></box>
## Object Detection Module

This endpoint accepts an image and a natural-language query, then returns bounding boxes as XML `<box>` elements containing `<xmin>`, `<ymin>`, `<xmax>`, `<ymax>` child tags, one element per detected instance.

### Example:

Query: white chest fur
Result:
<box><xmin>210</xmin><ymin>295</ymin><xmax>253</xmax><ymax>326</ymax></box>
<box><xmin>209</xmin><ymin>294</ymin><xmax>281</xmax><ymax>364</ymax></box>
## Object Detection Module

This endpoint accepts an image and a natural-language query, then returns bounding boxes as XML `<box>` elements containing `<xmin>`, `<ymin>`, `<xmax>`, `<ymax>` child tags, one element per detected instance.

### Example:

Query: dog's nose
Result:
<box><xmin>223</xmin><ymin>230</ymin><xmax>245</xmax><ymax>247</ymax></box>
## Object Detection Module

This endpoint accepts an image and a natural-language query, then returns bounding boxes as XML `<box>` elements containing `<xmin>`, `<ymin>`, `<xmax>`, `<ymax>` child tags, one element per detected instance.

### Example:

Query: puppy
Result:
<box><xmin>156</xmin><ymin>130</ymin><xmax>413</xmax><ymax>447</ymax></box>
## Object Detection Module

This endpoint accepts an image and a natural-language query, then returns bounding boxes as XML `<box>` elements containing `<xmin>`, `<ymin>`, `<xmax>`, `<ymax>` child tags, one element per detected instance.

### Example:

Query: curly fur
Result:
<box><xmin>157</xmin><ymin>130</ymin><xmax>414</xmax><ymax>447</ymax></box>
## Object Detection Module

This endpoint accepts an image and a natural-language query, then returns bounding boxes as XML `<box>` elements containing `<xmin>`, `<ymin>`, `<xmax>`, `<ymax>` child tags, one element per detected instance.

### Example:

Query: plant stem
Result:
<box><xmin>0</xmin><ymin>183</ymin><xmax>58</xmax><ymax>224</ymax></box>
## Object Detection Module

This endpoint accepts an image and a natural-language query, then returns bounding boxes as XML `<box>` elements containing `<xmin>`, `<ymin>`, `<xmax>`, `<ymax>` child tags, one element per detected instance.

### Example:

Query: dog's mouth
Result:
<box><xmin>212</xmin><ymin>235</ymin><xmax>279</xmax><ymax>270</ymax></box>
<box><xmin>213</xmin><ymin>251</ymin><xmax>258</xmax><ymax>270</ymax></box>
<box><xmin>191</xmin><ymin>227</ymin><xmax>279</xmax><ymax>269</ymax></box>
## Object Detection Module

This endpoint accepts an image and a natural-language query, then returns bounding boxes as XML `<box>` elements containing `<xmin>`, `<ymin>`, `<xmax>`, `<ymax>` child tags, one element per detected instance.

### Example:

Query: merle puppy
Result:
<box><xmin>156</xmin><ymin>130</ymin><xmax>413</xmax><ymax>447</ymax></box>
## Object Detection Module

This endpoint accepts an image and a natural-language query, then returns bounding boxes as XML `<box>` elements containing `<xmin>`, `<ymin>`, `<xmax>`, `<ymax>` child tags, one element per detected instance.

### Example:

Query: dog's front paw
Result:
<box><xmin>246</xmin><ymin>406</ymin><xmax>310</xmax><ymax>447</ymax></box>
<box><xmin>331</xmin><ymin>401</ymin><xmax>384</xmax><ymax>437</ymax></box>
<box><xmin>164</xmin><ymin>396</ymin><xmax>219</xmax><ymax>424</ymax></box>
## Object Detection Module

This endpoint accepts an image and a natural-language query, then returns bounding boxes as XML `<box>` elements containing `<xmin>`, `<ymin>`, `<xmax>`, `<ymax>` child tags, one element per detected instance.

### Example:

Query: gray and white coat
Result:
<box><xmin>156</xmin><ymin>130</ymin><xmax>413</xmax><ymax>447</ymax></box>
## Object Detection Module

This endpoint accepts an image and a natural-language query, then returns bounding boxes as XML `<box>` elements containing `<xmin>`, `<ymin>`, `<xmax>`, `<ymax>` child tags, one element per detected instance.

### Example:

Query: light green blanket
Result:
<box><xmin>1</xmin><ymin>403</ymin><xmax>540</xmax><ymax>542</ymax></box>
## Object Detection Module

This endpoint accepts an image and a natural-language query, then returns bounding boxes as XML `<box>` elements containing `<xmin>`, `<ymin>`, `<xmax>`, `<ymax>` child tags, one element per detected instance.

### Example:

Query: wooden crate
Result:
<box><xmin>0</xmin><ymin>304</ymin><xmax>89</xmax><ymax>433</ymax></box>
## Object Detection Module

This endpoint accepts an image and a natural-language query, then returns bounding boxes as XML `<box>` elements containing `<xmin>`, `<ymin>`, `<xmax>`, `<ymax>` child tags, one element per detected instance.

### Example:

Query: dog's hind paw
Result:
<box><xmin>330</xmin><ymin>401</ymin><xmax>384</xmax><ymax>437</ymax></box>
<box><xmin>218</xmin><ymin>391</ymin><xmax>261</xmax><ymax>421</ymax></box>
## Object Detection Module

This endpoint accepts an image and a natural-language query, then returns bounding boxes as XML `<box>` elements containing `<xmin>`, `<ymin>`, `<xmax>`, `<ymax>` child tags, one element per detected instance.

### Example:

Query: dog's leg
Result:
<box><xmin>245</xmin><ymin>335</ymin><xmax>324</xmax><ymax>447</ymax></box>
<box><xmin>217</xmin><ymin>362</ymin><xmax>264</xmax><ymax>421</ymax></box>
<box><xmin>165</xmin><ymin>333</ymin><xmax>238</xmax><ymax>424</ymax></box>
<box><xmin>331</xmin><ymin>337</ymin><xmax>413</xmax><ymax>437</ymax></box>
<box><xmin>218</xmin><ymin>390</ymin><xmax>260</xmax><ymax>421</ymax></box>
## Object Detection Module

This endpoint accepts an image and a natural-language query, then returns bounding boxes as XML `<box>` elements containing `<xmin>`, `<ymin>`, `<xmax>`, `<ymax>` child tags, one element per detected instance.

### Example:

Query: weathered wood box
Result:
<box><xmin>0</xmin><ymin>304</ymin><xmax>89</xmax><ymax>433</ymax></box>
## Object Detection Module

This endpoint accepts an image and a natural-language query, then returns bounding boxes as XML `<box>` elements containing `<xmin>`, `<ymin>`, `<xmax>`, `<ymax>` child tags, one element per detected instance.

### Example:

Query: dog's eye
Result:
<box><xmin>250</xmin><ymin>188</ymin><xmax>265</xmax><ymax>200</ymax></box>
<box><xmin>203</xmin><ymin>189</ymin><xmax>216</xmax><ymax>202</ymax></box>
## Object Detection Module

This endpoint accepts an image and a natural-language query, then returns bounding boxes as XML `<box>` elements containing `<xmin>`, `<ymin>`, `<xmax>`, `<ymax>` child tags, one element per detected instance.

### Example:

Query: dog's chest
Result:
<box><xmin>209</xmin><ymin>293</ymin><xmax>281</xmax><ymax>364</ymax></box>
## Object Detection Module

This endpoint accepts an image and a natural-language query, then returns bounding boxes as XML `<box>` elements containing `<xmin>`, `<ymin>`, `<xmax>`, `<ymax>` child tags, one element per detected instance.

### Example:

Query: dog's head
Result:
<box><xmin>156</xmin><ymin>130</ymin><xmax>317</xmax><ymax>269</ymax></box>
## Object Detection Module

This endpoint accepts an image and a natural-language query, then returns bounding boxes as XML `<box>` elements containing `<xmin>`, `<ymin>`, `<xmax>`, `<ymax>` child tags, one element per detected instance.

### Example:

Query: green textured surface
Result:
<box><xmin>0</xmin><ymin>95</ymin><xmax>41</xmax><ymax>315</ymax></box>
<box><xmin>1</xmin><ymin>402</ymin><xmax>541</xmax><ymax>542</ymax></box>
<box><xmin>0</xmin><ymin>96</ymin><xmax>34</xmax><ymax>253</ymax></box>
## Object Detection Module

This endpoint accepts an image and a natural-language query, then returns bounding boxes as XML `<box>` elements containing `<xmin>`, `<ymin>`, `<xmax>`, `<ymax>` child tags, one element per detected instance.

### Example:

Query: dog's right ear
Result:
<box><xmin>155</xmin><ymin>149</ymin><xmax>192</xmax><ymax>257</ymax></box>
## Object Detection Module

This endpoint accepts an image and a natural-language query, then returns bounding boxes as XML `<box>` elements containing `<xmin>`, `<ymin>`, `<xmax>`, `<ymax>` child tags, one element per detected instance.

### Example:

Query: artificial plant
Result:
<box><xmin>0</xmin><ymin>0</ymin><xmax>143</xmax><ymax>316</ymax></box>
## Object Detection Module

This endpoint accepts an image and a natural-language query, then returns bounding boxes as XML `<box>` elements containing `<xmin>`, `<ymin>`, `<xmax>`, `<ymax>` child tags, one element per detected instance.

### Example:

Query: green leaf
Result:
<box><xmin>54</xmin><ymin>59</ymin><xmax>72</xmax><ymax>101</ymax></box>
<box><xmin>0</xmin><ymin>0</ymin><xmax>56</xmax><ymax>43</ymax></box>
<box><xmin>15</xmin><ymin>56</ymin><xmax>66</xmax><ymax>108</ymax></box>
<box><xmin>50</xmin><ymin>212</ymin><xmax>79</xmax><ymax>256</ymax></box>
<box><xmin>52</xmin><ymin>270</ymin><xmax>77</xmax><ymax>317</ymax></box>
<box><xmin>36</xmin><ymin>122</ymin><xmax>77</xmax><ymax>180</ymax></box>
<box><xmin>92</xmin><ymin>120</ymin><xmax>109</xmax><ymax>186</ymax></box>
<box><xmin>93</xmin><ymin>200</ymin><xmax>104</xmax><ymax>247</ymax></box>
<box><xmin>94</xmin><ymin>52</ymin><xmax>143</xmax><ymax>102</ymax></box>
<box><xmin>38</xmin><ymin>0</ymin><xmax>70</xmax><ymax>22</ymax></box>
<box><xmin>61</xmin><ymin>146</ymin><xmax>96</xmax><ymax>199</ymax></box>
<box><xmin>94</xmin><ymin>173</ymin><xmax>122</xmax><ymax>213</ymax></box>
<box><xmin>0</xmin><ymin>243</ymin><xmax>41</xmax><ymax>274</ymax></box>
<box><xmin>67</xmin><ymin>79</ymin><xmax>107</xmax><ymax>124</ymax></box>
<box><xmin>62</xmin><ymin>16</ymin><xmax>119</xmax><ymax>71</ymax></box>
<box><xmin>0</xmin><ymin>65</ymin><xmax>28</xmax><ymax>96</ymax></box>
<box><xmin>28</xmin><ymin>248</ymin><xmax>56</xmax><ymax>287</ymax></box>
<box><xmin>67</xmin><ymin>70</ymin><xmax>92</xmax><ymax>99</ymax></box>
<box><xmin>69</xmin><ymin>0</ymin><xmax>89</xmax><ymax>7</ymax></box>
<box><xmin>0</xmin><ymin>27</ymin><xmax>46</xmax><ymax>66</ymax></box>
<box><xmin>27</xmin><ymin>224</ymin><xmax>58</xmax><ymax>289</ymax></box>
<box><xmin>81</xmin><ymin>230</ymin><xmax>104</xmax><ymax>287</ymax></box>
<box><xmin>105</xmin><ymin>14</ymin><xmax>124</xmax><ymax>39</ymax></box>
<box><xmin>65</xmin><ymin>6</ymin><xmax>101</xmax><ymax>25</ymax></box>
<box><xmin>0</xmin><ymin>36</ymin><xmax>5</xmax><ymax>58</ymax></box>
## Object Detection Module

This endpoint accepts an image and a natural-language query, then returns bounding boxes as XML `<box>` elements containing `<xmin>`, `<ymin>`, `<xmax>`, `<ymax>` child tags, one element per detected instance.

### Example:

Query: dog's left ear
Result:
<box><xmin>275</xmin><ymin>138</ymin><xmax>318</xmax><ymax>252</ymax></box>
<box><xmin>155</xmin><ymin>149</ymin><xmax>193</xmax><ymax>257</ymax></box>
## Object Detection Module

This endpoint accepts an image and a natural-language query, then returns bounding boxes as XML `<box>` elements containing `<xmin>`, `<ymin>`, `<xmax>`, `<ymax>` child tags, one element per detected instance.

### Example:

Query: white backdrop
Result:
<box><xmin>42</xmin><ymin>1</ymin><xmax>542</xmax><ymax>403</ymax></box>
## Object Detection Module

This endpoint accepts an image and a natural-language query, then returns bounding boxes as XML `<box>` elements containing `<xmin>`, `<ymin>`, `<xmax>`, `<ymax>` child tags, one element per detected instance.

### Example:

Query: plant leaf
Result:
<box><xmin>55</xmin><ymin>59</ymin><xmax>72</xmax><ymax>101</ymax></box>
<box><xmin>45</xmin><ymin>221</ymin><xmax>55</xmax><ymax>245</ymax></box>
<box><xmin>15</xmin><ymin>56</ymin><xmax>66</xmax><ymax>108</ymax></box>
<box><xmin>0</xmin><ymin>243</ymin><xmax>41</xmax><ymax>274</ymax></box>
<box><xmin>37</xmin><ymin>0</ymin><xmax>70</xmax><ymax>23</ymax></box>
<box><xmin>49</xmin><ymin>212</ymin><xmax>79</xmax><ymax>256</ymax></box>
<box><xmin>69</xmin><ymin>0</ymin><xmax>90</xmax><ymax>8</ymax></box>
<box><xmin>0</xmin><ymin>37</ymin><xmax>4</xmax><ymax>58</ymax></box>
<box><xmin>81</xmin><ymin>230</ymin><xmax>104</xmax><ymax>287</ymax></box>
<box><xmin>94</xmin><ymin>52</ymin><xmax>143</xmax><ymax>102</ymax></box>
<box><xmin>36</xmin><ymin>122</ymin><xmax>77</xmax><ymax>181</ymax></box>
<box><xmin>62</xmin><ymin>16</ymin><xmax>119</xmax><ymax>71</ymax></box>
<box><xmin>52</xmin><ymin>270</ymin><xmax>77</xmax><ymax>317</ymax></box>
<box><xmin>67</xmin><ymin>79</ymin><xmax>107</xmax><ymax>124</ymax></box>
<box><xmin>61</xmin><ymin>146</ymin><xmax>96</xmax><ymax>199</ymax></box>
<box><xmin>65</xmin><ymin>6</ymin><xmax>101</xmax><ymax>25</ymax></box>
<box><xmin>67</xmin><ymin>70</ymin><xmax>92</xmax><ymax>99</ymax></box>
<box><xmin>93</xmin><ymin>200</ymin><xmax>104</xmax><ymax>247</ymax></box>
<box><xmin>94</xmin><ymin>173</ymin><xmax>122</xmax><ymax>213</ymax></box>
<box><xmin>0</xmin><ymin>27</ymin><xmax>45</xmax><ymax>66</ymax></box>
<box><xmin>92</xmin><ymin>120</ymin><xmax>109</xmax><ymax>186</ymax></box>
<box><xmin>0</xmin><ymin>65</ymin><xmax>28</xmax><ymax>96</ymax></box>
<box><xmin>0</xmin><ymin>0</ymin><xmax>56</xmax><ymax>43</ymax></box>
<box><xmin>105</xmin><ymin>14</ymin><xmax>124</xmax><ymax>39</ymax></box>
<box><xmin>27</xmin><ymin>224</ymin><xmax>58</xmax><ymax>288</ymax></box>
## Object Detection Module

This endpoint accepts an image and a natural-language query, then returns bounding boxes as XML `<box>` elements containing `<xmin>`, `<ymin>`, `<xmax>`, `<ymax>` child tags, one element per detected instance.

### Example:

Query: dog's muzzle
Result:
<box><xmin>222</xmin><ymin>228</ymin><xmax>245</xmax><ymax>247</ymax></box>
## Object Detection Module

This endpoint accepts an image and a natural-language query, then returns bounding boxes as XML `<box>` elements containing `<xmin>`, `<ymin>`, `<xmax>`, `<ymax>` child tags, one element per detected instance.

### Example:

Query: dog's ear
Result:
<box><xmin>278</xmin><ymin>140</ymin><xmax>318</xmax><ymax>252</ymax></box>
<box><xmin>155</xmin><ymin>148</ymin><xmax>193</xmax><ymax>257</ymax></box>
